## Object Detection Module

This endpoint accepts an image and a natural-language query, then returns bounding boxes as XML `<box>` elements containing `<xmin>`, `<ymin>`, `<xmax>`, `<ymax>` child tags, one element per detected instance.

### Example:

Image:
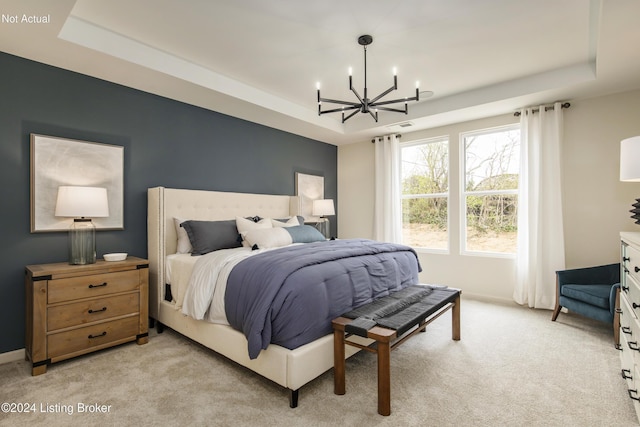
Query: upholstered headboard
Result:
<box><xmin>147</xmin><ymin>186</ymin><xmax>295</xmax><ymax>318</ymax></box>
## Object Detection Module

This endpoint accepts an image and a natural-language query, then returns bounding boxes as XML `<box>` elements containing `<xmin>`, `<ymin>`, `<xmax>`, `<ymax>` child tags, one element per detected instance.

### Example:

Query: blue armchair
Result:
<box><xmin>551</xmin><ymin>263</ymin><xmax>621</xmax><ymax>345</ymax></box>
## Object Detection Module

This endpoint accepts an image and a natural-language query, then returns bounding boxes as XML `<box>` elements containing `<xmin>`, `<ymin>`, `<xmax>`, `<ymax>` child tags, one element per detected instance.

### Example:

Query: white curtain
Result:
<box><xmin>513</xmin><ymin>102</ymin><xmax>566</xmax><ymax>309</ymax></box>
<box><xmin>374</xmin><ymin>134</ymin><xmax>402</xmax><ymax>243</ymax></box>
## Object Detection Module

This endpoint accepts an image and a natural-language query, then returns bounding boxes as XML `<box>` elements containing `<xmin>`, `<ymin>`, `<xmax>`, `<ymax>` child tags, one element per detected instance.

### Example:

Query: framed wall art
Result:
<box><xmin>30</xmin><ymin>134</ymin><xmax>124</xmax><ymax>232</ymax></box>
<box><xmin>294</xmin><ymin>172</ymin><xmax>324</xmax><ymax>219</ymax></box>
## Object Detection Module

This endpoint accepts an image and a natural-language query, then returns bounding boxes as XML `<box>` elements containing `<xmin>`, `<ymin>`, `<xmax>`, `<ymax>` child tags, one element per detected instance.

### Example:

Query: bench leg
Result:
<box><xmin>452</xmin><ymin>295</ymin><xmax>461</xmax><ymax>341</ymax></box>
<box><xmin>378</xmin><ymin>340</ymin><xmax>391</xmax><ymax>416</ymax></box>
<box><xmin>334</xmin><ymin>328</ymin><xmax>346</xmax><ymax>395</ymax></box>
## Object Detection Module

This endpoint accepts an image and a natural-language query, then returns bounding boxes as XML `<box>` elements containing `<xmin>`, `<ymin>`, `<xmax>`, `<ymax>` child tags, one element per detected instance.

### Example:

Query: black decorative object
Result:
<box><xmin>316</xmin><ymin>35</ymin><xmax>420</xmax><ymax>123</ymax></box>
<box><xmin>631</xmin><ymin>199</ymin><xmax>640</xmax><ymax>224</ymax></box>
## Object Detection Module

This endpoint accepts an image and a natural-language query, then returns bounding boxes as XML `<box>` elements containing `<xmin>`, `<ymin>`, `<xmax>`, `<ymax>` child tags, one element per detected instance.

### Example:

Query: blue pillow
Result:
<box><xmin>286</xmin><ymin>225</ymin><xmax>326</xmax><ymax>243</ymax></box>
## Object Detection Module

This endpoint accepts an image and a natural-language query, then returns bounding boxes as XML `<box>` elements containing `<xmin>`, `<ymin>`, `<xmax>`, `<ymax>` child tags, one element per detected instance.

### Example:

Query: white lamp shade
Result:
<box><xmin>55</xmin><ymin>186</ymin><xmax>109</xmax><ymax>218</ymax></box>
<box><xmin>621</xmin><ymin>136</ymin><xmax>640</xmax><ymax>182</ymax></box>
<box><xmin>312</xmin><ymin>199</ymin><xmax>335</xmax><ymax>216</ymax></box>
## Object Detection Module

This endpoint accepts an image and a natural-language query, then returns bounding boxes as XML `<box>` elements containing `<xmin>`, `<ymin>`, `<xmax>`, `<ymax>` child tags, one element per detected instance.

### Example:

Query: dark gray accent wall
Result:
<box><xmin>0</xmin><ymin>52</ymin><xmax>337</xmax><ymax>353</ymax></box>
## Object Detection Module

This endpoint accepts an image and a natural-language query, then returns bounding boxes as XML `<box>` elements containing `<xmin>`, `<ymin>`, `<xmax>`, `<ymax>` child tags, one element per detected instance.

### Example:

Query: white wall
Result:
<box><xmin>562</xmin><ymin>89</ymin><xmax>640</xmax><ymax>267</ymax></box>
<box><xmin>338</xmin><ymin>89</ymin><xmax>640</xmax><ymax>302</ymax></box>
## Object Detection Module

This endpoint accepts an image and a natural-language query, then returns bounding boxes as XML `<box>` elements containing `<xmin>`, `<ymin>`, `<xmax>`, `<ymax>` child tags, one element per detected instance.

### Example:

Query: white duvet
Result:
<box><xmin>178</xmin><ymin>247</ymin><xmax>253</xmax><ymax>324</ymax></box>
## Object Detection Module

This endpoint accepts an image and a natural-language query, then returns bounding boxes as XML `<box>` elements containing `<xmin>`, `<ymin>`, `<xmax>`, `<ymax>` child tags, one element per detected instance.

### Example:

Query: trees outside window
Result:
<box><xmin>400</xmin><ymin>138</ymin><xmax>449</xmax><ymax>250</ymax></box>
<box><xmin>462</xmin><ymin>126</ymin><xmax>520</xmax><ymax>254</ymax></box>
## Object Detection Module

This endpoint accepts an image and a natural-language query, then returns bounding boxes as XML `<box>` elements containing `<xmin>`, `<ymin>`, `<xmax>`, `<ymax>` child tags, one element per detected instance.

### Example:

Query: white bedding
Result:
<box><xmin>165</xmin><ymin>253</ymin><xmax>199</xmax><ymax>307</ymax></box>
<box><xmin>172</xmin><ymin>245</ymin><xmax>300</xmax><ymax>325</ymax></box>
<box><xmin>181</xmin><ymin>247</ymin><xmax>256</xmax><ymax>324</ymax></box>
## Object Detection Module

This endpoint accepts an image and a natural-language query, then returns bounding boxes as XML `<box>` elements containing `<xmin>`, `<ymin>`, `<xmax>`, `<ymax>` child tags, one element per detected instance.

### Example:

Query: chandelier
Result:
<box><xmin>316</xmin><ymin>35</ymin><xmax>420</xmax><ymax>123</ymax></box>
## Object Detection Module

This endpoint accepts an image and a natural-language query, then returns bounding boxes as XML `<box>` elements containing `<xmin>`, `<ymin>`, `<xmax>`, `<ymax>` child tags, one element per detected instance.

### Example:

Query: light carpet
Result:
<box><xmin>0</xmin><ymin>297</ymin><xmax>637</xmax><ymax>427</ymax></box>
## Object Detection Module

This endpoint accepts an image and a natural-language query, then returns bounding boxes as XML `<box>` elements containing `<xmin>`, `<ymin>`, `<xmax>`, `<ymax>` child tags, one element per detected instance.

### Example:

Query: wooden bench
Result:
<box><xmin>332</xmin><ymin>287</ymin><xmax>461</xmax><ymax>416</ymax></box>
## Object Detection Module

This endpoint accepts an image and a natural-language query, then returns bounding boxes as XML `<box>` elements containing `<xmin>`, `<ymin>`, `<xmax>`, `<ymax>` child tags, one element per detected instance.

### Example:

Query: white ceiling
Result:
<box><xmin>2</xmin><ymin>0</ymin><xmax>640</xmax><ymax>145</ymax></box>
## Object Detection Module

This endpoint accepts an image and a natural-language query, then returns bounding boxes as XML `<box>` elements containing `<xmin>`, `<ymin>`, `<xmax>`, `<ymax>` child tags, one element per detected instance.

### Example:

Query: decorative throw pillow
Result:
<box><xmin>271</xmin><ymin>217</ymin><xmax>300</xmax><ymax>228</ymax></box>
<box><xmin>243</xmin><ymin>225</ymin><xmax>326</xmax><ymax>249</ymax></box>
<box><xmin>181</xmin><ymin>219</ymin><xmax>242</xmax><ymax>255</ymax></box>
<box><xmin>243</xmin><ymin>227</ymin><xmax>292</xmax><ymax>249</ymax></box>
<box><xmin>286</xmin><ymin>225</ymin><xmax>327</xmax><ymax>243</ymax></box>
<box><xmin>236</xmin><ymin>216</ymin><xmax>273</xmax><ymax>247</ymax></box>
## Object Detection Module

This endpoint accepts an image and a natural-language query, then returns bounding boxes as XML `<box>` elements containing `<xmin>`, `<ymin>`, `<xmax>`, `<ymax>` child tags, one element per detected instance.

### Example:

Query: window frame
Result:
<box><xmin>459</xmin><ymin>124</ymin><xmax>520</xmax><ymax>258</ymax></box>
<box><xmin>399</xmin><ymin>136</ymin><xmax>450</xmax><ymax>254</ymax></box>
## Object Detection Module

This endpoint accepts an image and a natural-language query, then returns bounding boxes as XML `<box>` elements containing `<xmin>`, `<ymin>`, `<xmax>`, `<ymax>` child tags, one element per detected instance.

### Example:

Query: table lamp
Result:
<box><xmin>312</xmin><ymin>199</ymin><xmax>335</xmax><ymax>238</ymax></box>
<box><xmin>54</xmin><ymin>186</ymin><xmax>109</xmax><ymax>264</ymax></box>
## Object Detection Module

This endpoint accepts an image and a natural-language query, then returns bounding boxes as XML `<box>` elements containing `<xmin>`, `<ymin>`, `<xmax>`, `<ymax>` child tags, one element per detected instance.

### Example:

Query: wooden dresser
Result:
<box><xmin>620</xmin><ymin>232</ymin><xmax>640</xmax><ymax>421</ymax></box>
<box><xmin>25</xmin><ymin>256</ymin><xmax>149</xmax><ymax>375</ymax></box>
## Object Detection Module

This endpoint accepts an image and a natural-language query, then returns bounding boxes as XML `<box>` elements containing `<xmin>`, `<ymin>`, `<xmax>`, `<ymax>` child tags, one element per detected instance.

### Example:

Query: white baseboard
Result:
<box><xmin>0</xmin><ymin>348</ymin><xmax>25</xmax><ymax>365</ymax></box>
<box><xmin>461</xmin><ymin>292</ymin><xmax>514</xmax><ymax>305</ymax></box>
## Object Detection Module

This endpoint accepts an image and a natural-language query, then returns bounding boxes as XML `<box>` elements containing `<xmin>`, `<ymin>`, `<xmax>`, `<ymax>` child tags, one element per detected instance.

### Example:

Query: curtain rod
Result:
<box><xmin>370</xmin><ymin>102</ymin><xmax>571</xmax><ymax>143</ymax></box>
<box><xmin>514</xmin><ymin>102</ymin><xmax>570</xmax><ymax>117</ymax></box>
<box><xmin>371</xmin><ymin>134</ymin><xmax>402</xmax><ymax>143</ymax></box>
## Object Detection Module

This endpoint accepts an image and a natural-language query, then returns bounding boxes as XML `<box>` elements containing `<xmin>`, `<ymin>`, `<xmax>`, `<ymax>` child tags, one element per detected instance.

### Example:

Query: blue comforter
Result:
<box><xmin>224</xmin><ymin>239</ymin><xmax>421</xmax><ymax>359</ymax></box>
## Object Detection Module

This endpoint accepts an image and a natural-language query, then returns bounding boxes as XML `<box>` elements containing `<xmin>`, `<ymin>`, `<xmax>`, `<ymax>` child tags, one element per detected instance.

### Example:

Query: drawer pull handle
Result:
<box><xmin>629</xmin><ymin>341</ymin><xmax>640</xmax><ymax>351</ymax></box>
<box><xmin>88</xmin><ymin>282</ymin><xmax>107</xmax><ymax>289</ymax></box>
<box><xmin>617</xmin><ymin>308</ymin><xmax>624</xmax><ymax>314</ymax></box>
<box><xmin>636</xmin><ymin>266</ymin><xmax>640</xmax><ymax>273</ymax></box>
<box><xmin>88</xmin><ymin>307</ymin><xmax>107</xmax><ymax>314</ymax></box>
<box><xmin>623</xmin><ymin>285</ymin><xmax>630</xmax><ymax>293</ymax></box>
<box><xmin>624</xmin><ymin>256</ymin><xmax>631</xmax><ymax>262</ymax></box>
<box><xmin>623</xmin><ymin>326</ymin><xmax>633</xmax><ymax>335</ymax></box>
<box><xmin>634</xmin><ymin>303</ymin><xmax>640</xmax><ymax>310</ymax></box>
<box><xmin>629</xmin><ymin>389</ymin><xmax>640</xmax><ymax>402</ymax></box>
<box><xmin>622</xmin><ymin>369</ymin><xmax>633</xmax><ymax>380</ymax></box>
<box><xmin>616</xmin><ymin>344</ymin><xmax>623</xmax><ymax>351</ymax></box>
<box><xmin>88</xmin><ymin>331</ymin><xmax>107</xmax><ymax>339</ymax></box>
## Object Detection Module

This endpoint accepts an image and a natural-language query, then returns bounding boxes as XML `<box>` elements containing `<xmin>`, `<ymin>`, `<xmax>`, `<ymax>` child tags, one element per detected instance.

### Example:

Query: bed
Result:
<box><xmin>147</xmin><ymin>186</ymin><xmax>420</xmax><ymax>407</ymax></box>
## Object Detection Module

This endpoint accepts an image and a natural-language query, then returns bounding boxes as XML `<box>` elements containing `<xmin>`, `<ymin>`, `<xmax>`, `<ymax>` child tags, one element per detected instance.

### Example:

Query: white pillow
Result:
<box><xmin>243</xmin><ymin>227</ymin><xmax>292</xmax><ymax>249</ymax></box>
<box><xmin>271</xmin><ymin>217</ymin><xmax>300</xmax><ymax>228</ymax></box>
<box><xmin>236</xmin><ymin>216</ymin><xmax>272</xmax><ymax>247</ymax></box>
<box><xmin>174</xmin><ymin>217</ymin><xmax>193</xmax><ymax>254</ymax></box>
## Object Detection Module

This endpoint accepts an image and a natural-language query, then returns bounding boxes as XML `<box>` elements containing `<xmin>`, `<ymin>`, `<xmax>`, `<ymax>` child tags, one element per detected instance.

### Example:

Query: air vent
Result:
<box><xmin>385</xmin><ymin>121</ymin><xmax>414</xmax><ymax>131</ymax></box>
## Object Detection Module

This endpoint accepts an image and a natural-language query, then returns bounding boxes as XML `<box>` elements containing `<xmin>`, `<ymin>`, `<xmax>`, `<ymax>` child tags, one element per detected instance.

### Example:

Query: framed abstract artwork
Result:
<box><xmin>294</xmin><ymin>172</ymin><xmax>324</xmax><ymax>219</ymax></box>
<box><xmin>30</xmin><ymin>134</ymin><xmax>124</xmax><ymax>232</ymax></box>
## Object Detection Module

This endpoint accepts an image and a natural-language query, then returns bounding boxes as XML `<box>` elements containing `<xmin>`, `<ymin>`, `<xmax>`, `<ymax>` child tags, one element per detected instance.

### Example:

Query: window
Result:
<box><xmin>462</xmin><ymin>126</ymin><xmax>520</xmax><ymax>254</ymax></box>
<box><xmin>400</xmin><ymin>137</ymin><xmax>449</xmax><ymax>251</ymax></box>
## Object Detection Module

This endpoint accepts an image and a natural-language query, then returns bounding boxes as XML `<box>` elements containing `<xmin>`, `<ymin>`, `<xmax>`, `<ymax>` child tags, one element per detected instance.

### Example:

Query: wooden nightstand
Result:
<box><xmin>25</xmin><ymin>256</ymin><xmax>149</xmax><ymax>375</ymax></box>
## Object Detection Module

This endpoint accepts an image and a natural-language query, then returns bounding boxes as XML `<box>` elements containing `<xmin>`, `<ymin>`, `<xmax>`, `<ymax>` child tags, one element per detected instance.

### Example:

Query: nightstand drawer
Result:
<box><xmin>48</xmin><ymin>270</ymin><xmax>139</xmax><ymax>304</ymax></box>
<box><xmin>47</xmin><ymin>316</ymin><xmax>140</xmax><ymax>359</ymax></box>
<box><xmin>48</xmin><ymin>293</ymin><xmax>140</xmax><ymax>331</ymax></box>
